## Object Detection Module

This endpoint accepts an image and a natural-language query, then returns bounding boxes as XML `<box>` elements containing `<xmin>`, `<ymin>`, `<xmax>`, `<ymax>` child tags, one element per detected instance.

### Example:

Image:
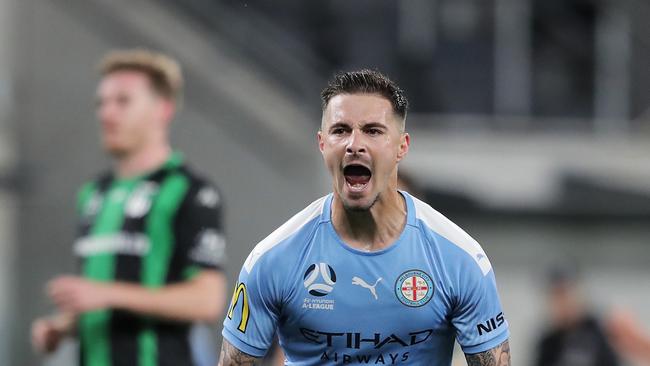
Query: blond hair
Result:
<box><xmin>99</xmin><ymin>49</ymin><xmax>183</xmax><ymax>103</ymax></box>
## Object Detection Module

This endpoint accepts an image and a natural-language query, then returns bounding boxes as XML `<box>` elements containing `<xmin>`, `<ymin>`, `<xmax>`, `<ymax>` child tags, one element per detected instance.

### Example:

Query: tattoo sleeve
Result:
<box><xmin>218</xmin><ymin>338</ymin><xmax>262</xmax><ymax>366</ymax></box>
<box><xmin>465</xmin><ymin>340</ymin><xmax>511</xmax><ymax>366</ymax></box>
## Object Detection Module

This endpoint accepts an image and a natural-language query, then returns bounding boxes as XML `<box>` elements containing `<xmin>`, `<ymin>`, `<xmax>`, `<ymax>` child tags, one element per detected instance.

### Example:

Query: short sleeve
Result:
<box><xmin>451</xmin><ymin>258</ymin><xmax>509</xmax><ymax>354</ymax></box>
<box><xmin>222</xmin><ymin>255</ymin><xmax>280</xmax><ymax>358</ymax></box>
<box><xmin>174</xmin><ymin>183</ymin><xmax>226</xmax><ymax>276</ymax></box>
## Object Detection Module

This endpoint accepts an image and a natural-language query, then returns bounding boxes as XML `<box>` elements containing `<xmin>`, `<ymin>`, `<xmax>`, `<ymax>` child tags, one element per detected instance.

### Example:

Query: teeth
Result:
<box><xmin>349</xmin><ymin>182</ymin><xmax>367</xmax><ymax>189</ymax></box>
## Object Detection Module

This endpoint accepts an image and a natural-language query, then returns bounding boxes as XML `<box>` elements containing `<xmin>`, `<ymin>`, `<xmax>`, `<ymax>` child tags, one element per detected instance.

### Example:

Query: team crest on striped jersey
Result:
<box><xmin>395</xmin><ymin>269</ymin><xmax>434</xmax><ymax>307</ymax></box>
<box><xmin>125</xmin><ymin>182</ymin><xmax>158</xmax><ymax>218</ymax></box>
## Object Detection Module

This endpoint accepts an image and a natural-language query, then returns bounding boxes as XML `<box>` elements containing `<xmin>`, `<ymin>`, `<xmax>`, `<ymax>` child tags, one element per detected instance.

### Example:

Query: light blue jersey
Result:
<box><xmin>223</xmin><ymin>192</ymin><xmax>509</xmax><ymax>365</ymax></box>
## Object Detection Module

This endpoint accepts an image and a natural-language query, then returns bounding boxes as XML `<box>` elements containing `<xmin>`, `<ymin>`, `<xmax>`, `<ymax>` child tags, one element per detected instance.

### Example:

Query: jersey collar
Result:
<box><xmin>110</xmin><ymin>150</ymin><xmax>184</xmax><ymax>184</ymax></box>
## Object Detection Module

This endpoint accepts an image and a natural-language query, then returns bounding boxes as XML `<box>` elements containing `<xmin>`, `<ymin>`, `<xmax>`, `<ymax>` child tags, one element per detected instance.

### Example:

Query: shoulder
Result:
<box><xmin>77</xmin><ymin>171</ymin><xmax>112</xmax><ymax>198</ymax></box>
<box><xmin>242</xmin><ymin>195</ymin><xmax>329</xmax><ymax>274</ymax></box>
<box><xmin>80</xmin><ymin>171</ymin><xmax>112</xmax><ymax>190</ymax></box>
<box><xmin>174</xmin><ymin>165</ymin><xmax>223</xmax><ymax>208</ymax></box>
<box><xmin>409</xmin><ymin>194</ymin><xmax>492</xmax><ymax>276</ymax></box>
<box><xmin>75</xmin><ymin>172</ymin><xmax>111</xmax><ymax>213</ymax></box>
<box><xmin>175</xmin><ymin>164</ymin><xmax>220</xmax><ymax>192</ymax></box>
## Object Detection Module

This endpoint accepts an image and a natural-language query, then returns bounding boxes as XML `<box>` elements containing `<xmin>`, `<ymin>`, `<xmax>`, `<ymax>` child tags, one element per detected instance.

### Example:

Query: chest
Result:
<box><xmin>75</xmin><ymin>180</ymin><xmax>181</xmax><ymax>257</ymax></box>
<box><xmin>281</xmin><ymin>228</ymin><xmax>454</xmax><ymax>349</ymax></box>
<box><xmin>74</xmin><ymin>180</ymin><xmax>182</xmax><ymax>282</ymax></box>
<box><xmin>80</xmin><ymin>180</ymin><xmax>163</xmax><ymax>230</ymax></box>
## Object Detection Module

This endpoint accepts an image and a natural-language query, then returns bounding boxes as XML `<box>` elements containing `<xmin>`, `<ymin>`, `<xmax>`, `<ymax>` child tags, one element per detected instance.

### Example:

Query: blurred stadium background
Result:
<box><xmin>0</xmin><ymin>0</ymin><xmax>649</xmax><ymax>365</ymax></box>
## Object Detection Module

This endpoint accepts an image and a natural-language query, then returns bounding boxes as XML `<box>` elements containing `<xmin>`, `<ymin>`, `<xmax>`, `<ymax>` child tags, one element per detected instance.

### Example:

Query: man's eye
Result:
<box><xmin>332</xmin><ymin>128</ymin><xmax>346</xmax><ymax>135</ymax></box>
<box><xmin>367</xmin><ymin>128</ymin><xmax>382</xmax><ymax>135</ymax></box>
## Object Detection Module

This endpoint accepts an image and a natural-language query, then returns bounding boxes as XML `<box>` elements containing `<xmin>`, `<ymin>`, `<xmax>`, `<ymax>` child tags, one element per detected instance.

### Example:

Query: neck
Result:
<box><xmin>114</xmin><ymin>143</ymin><xmax>172</xmax><ymax>178</ymax></box>
<box><xmin>331</xmin><ymin>189</ymin><xmax>407</xmax><ymax>252</ymax></box>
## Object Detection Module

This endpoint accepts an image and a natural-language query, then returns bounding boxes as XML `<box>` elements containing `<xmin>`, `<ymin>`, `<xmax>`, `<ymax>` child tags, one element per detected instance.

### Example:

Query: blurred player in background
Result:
<box><xmin>220</xmin><ymin>70</ymin><xmax>510</xmax><ymax>365</ymax></box>
<box><xmin>31</xmin><ymin>49</ymin><xmax>227</xmax><ymax>366</ymax></box>
<box><xmin>534</xmin><ymin>264</ymin><xmax>620</xmax><ymax>366</ymax></box>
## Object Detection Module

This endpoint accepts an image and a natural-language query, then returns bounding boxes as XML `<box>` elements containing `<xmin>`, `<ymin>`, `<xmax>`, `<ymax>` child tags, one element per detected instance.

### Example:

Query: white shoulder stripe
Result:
<box><xmin>412</xmin><ymin>196</ymin><xmax>492</xmax><ymax>276</ymax></box>
<box><xmin>243</xmin><ymin>195</ymin><xmax>328</xmax><ymax>273</ymax></box>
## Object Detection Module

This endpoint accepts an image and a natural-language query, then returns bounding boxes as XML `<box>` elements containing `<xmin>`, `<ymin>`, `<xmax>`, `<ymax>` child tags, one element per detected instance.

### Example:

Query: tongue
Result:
<box><xmin>346</xmin><ymin>175</ymin><xmax>370</xmax><ymax>185</ymax></box>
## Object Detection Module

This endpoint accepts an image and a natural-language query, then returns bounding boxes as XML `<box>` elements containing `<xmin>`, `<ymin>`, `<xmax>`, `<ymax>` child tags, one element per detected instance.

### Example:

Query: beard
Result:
<box><xmin>341</xmin><ymin>193</ymin><xmax>380</xmax><ymax>212</ymax></box>
<box><xmin>104</xmin><ymin>142</ymin><xmax>131</xmax><ymax>159</ymax></box>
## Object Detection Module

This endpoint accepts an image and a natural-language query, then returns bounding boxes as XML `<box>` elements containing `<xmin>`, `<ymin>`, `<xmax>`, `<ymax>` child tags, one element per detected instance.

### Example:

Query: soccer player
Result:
<box><xmin>30</xmin><ymin>49</ymin><xmax>227</xmax><ymax>366</ymax></box>
<box><xmin>220</xmin><ymin>70</ymin><xmax>510</xmax><ymax>365</ymax></box>
<box><xmin>535</xmin><ymin>265</ymin><xmax>619</xmax><ymax>366</ymax></box>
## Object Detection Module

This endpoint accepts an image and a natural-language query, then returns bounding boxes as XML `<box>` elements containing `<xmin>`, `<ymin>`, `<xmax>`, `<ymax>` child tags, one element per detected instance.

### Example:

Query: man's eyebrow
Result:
<box><xmin>361</xmin><ymin>122</ymin><xmax>387</xmax><ymax>129</ymax></box>
<box><xmin>326</xmin><ymin>121</ymin><xmax>389</xmax><ymax>130</ymax></box>
<box><xmin>328</xmin><ymin>122</ymin><xmax>351</xmax><ymax>129</ymax></box>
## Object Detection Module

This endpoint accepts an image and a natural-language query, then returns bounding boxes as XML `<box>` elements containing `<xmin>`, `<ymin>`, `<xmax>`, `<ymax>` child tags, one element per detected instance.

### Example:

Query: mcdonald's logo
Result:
<box><xmin>227</xmin><ymin>282</ymin><xmax>250</xmax><ymax>333</ymax></box>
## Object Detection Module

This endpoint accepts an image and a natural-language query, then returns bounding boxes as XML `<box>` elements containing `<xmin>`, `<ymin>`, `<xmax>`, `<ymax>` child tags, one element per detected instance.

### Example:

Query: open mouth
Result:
<box><xmin>343</xmin><ymin>164</ymin><xmax>372</xmax><ymax>190</ymax></box>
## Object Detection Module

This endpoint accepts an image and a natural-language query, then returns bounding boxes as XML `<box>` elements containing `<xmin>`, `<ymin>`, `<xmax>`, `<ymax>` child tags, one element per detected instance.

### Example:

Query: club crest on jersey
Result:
<box><xmin>395</xmin><ymin>270</ymin><xmax>434</xmax><ymax>307</ymax></box>
<box><xmin>125</xmin><ymin>182</ymin><xmax>158</xmax><ymax>218</ymax></box>
<box><xmin>303</xmin><ymin>263</ymin><xmax>337</xmax><ymax>297</ymax></box>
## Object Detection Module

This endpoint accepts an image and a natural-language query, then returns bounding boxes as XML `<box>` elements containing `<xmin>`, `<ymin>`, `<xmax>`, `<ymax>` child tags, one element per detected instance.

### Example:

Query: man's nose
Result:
<box><xmin>346</xmin><ymin>131</ymin><xmax>366</xmax><ymax>155</ymax></box>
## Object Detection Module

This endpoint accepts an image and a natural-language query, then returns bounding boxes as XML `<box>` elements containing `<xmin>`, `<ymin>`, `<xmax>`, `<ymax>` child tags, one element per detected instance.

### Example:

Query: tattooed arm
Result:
<box><xmin>218</xmin><ymin>339</ymin><xmax>263</xmax><ymax>366</ymax></box>
<box><xmin>465</xmin><ymin>340</ymin><xmax>511</xmax><ymax>366</ymax></box>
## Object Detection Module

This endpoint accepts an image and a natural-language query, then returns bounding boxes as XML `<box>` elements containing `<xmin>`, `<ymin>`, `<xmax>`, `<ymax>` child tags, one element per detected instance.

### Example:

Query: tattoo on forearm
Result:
<box><xmin>218</xmin><ymin>339</ymin><xmax>262</xmax><ymax>366</ymax></box>
<box><xmin>465</xmin><ymin>340</ymin><xmax>511</xmax><ymax>366</ymax></box>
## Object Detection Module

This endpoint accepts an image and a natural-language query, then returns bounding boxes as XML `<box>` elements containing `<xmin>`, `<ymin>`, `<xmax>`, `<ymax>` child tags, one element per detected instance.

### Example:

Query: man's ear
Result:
<box><xmin>317</xmin><ymin>130</ymin><xmax>325</xmax><ymax>153</ymax></box>
<box><xmin>159</xmin><ymin>99</ymin><xmax>175</xmax><ymax>126</ymax></box>
<box><xmin>397</xmin><ymin>133</ymin><xmax>410</xmax><ymax>162</ymax></box>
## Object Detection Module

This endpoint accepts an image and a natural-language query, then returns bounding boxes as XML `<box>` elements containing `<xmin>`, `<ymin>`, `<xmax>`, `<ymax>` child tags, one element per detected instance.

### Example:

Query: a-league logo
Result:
<box><xmin>303</xmin><ymin>263</ymin><xmax>337</xmax><ymax>297</ymax></box>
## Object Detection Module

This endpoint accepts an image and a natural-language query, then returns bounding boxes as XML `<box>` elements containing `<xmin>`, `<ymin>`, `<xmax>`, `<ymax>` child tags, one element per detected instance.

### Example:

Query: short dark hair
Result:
<box><xmin>321</xmin><ymin>69</ymin><xmax>409</xmax><ymax>120</ymax></box>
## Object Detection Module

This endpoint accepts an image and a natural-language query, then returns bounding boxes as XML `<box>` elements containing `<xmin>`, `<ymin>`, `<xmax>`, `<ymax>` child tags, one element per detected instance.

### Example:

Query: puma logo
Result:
<box><xmin>352</xmin><ymin>276</ymin><xmax>382</xmax><ymax>300</ymax></box>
